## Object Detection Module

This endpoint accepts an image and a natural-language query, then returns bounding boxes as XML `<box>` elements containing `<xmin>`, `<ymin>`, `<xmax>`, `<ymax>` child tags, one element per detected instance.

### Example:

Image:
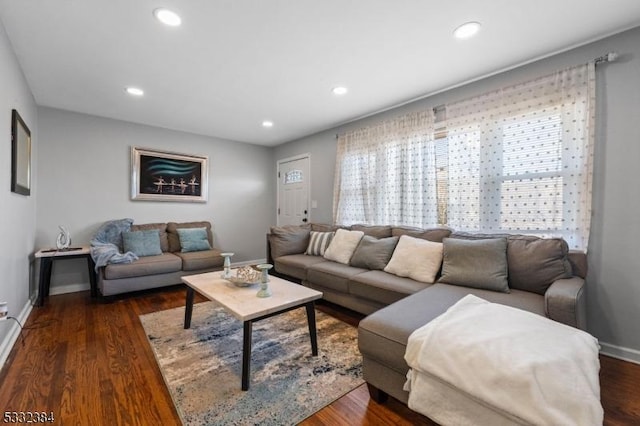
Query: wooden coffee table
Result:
<box><xmin>181</xmin><ymin>270</ymin><xmax>323</xmax><ymax>390</ymax></box>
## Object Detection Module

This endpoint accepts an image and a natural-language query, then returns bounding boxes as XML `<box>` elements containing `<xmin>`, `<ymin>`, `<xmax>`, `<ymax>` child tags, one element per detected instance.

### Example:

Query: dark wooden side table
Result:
<box><xmin>34</xmin><ymin>246</ymin><xmax>96</xmax><ymax>307</ymax></box>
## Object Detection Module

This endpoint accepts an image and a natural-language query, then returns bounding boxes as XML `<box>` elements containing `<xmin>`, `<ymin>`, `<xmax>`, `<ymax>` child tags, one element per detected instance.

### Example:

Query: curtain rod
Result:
<box><xmin>334</xmin><ymin>51</ymin><xmax>621</xmax><ymax>140</ymax></box>
<box><xmin>594</xmin><ymin>52</ymin><xmax>618</xmax><ymax>65</ymax></box>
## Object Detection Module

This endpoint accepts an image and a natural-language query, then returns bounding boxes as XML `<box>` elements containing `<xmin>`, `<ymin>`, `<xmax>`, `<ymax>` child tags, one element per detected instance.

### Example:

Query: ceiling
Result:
<box><xmin>2</xmin><ymin>1</ymin><xmax>640</xmax><ymax>147</ymax></box>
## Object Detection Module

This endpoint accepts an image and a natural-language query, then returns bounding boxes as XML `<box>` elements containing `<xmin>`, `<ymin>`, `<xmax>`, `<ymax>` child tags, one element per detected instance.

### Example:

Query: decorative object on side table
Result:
<box><xmin>256</xmin><ymin>263</ymin><xmax>273</xmax><ymax>298</ymax></box>
<box><xmin>220</xmin><ymin>252</ymin><xmax>234</xmax><ymax>278</ymax></box>
<box><xmin>55</xmin><ymin>225</ymin><xmax>71</xmax><ymax>250</ymax></box>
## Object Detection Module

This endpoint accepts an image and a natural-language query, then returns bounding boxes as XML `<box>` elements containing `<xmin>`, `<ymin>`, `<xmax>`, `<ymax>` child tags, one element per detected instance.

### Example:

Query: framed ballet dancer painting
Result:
<box><xmin>131</xmin><ymin>147</ymin><xmax>208</xmax><ymax>202</ymax></box>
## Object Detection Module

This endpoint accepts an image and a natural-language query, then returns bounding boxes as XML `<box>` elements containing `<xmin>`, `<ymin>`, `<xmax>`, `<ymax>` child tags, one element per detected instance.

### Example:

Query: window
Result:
<box><xmin>284</xmin><ymin>169</ymin><xmax>303</xmax><ymax>184</ymax></box>
<box><xmin>334</xmin><ymin>63</ymin><xmax>595</xmax><ymax>249</ymax></box>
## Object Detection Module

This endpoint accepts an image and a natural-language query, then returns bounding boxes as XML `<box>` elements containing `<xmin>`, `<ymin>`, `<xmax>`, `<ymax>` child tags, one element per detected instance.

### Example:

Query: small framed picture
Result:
<box><xmin>131</xmin><ymin>147</ymin><xmax>208</xmax><ymax>203</ymax></box>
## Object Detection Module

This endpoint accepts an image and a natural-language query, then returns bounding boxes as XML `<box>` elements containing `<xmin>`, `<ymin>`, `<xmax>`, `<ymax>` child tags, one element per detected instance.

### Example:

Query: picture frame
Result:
<box><xmin>11</xmin><ymin>109</ymin><xmax>32</xmax><ymax>196</ymax></box>
<box><xmin>131</xmin><ymin>147</ymin><xmax>208</xmax><ymax>202</ymax></box>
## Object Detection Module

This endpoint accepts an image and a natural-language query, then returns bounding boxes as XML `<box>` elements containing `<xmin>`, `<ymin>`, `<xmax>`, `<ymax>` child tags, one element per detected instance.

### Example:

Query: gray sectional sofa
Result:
<box><xmin>96</xmin><ymin>221</ymin><xmax>224</xmax><ymax>296</ymax></box>
<box><xmin>267</xmin><ymin>223</ymin><xmax>588</xmax><ymax>407</ymax></box>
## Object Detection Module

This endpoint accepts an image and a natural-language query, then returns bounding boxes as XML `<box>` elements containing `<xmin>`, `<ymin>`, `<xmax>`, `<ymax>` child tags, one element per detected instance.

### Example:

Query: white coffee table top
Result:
<box><xmin>182</xmin><ymin>270</ymin><xmax>322</xmax><ymax>321</ymax></box>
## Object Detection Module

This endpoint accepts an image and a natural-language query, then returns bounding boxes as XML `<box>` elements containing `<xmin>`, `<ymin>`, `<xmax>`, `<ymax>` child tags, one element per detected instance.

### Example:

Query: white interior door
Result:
<box><xmin>277</xmin><ymin>155</ymin><xmax>310</xmax><ymax>226</ymax></box>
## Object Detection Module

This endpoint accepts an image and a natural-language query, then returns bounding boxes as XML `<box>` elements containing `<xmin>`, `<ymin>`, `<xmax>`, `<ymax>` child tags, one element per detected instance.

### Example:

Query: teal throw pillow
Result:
<box><xmin>122</xmin><ymin>230</ymin><xmax>162</xmax><ymax>257</ymax></box>
<box><xmin>177</xmin><ymin>227</ymin><xmax>212</xmax><ymax>252</ymax></box>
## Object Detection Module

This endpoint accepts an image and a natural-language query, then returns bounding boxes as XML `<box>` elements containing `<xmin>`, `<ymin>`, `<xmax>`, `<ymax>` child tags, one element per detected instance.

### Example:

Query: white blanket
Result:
<box><xmin>404</xmin><ymin>295</ymin><xmax>603</xmax><ymax>426</ymax></box>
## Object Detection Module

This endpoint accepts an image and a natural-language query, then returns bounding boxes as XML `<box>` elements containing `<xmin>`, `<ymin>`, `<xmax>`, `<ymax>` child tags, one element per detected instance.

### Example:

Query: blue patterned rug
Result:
<box><xmin>140</xmin><ymin>301</ymin><xmax>363</xmax><ymax>425</ymax></box>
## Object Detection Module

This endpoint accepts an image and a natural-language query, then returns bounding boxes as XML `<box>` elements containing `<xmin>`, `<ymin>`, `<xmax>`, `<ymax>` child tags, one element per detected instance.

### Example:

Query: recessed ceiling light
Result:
<box><xmin>153</xmin><ymin>8</ymin><xmax>182</xmax><ymax>26</ymax></box>
<box><xmin>125</xmin><ymin>87</ymin><xmax>144</xmax><ymax>96</ymax></box>
<box><xmin>332</xmin><ymin>86</ymin><xmax>348</xmax><ymax>96</ymax></box>
<box><xmin>453</xmin><ymin>21</ymin><xmax>481</xmax><ymax>39</ymax></box>
<box><xmin>262</xmin><ymin>120</ymin><xmax>274</xmax><ymax>128</ymax></box>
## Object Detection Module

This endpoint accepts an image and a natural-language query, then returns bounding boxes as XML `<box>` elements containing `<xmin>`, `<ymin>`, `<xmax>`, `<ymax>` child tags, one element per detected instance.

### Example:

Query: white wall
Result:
<box><xmin>0</xmin><ymin>19</ymin><xmax>37</xmax><ymax>366</ymax></box>
<box><xmin>275</xmin><ymin>26</ymin><xmax>640</xmax><ymax>363</ymax></box>
<box><xmin>37</xmin><ymin>108</ymin><xmax>275</xmax><ymax>293</ymax></box>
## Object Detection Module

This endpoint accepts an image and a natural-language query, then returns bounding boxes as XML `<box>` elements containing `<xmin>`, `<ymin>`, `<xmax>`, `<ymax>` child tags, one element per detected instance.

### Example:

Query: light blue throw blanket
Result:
<box><xmin>90</xmin><ymin>218</ymin><xmax>139</xmax><ymax>271</ymax></box>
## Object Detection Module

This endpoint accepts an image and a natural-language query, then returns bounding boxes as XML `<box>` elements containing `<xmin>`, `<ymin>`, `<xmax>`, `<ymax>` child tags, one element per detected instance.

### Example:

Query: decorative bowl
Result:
<box><xmin>226</xmin><ymin>266</ymin><xmax>261</xmax><ymax>287</ymax></box>
<box><xmin>226</xmin><ymin>277</ymin><xmax>260</xmax><ymax>287</ymax></box>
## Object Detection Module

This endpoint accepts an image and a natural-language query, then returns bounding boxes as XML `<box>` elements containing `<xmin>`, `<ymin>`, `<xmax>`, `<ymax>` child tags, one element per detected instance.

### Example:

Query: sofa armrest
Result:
<box><xmin>266</xmin><ymin>233</ymin><xmax>274</xmax><ymax>264</ymax></box>
<box><xmin>544</xmin><ymin>277</ymin><xmax>586</xmax><ymax>330</ymax></box>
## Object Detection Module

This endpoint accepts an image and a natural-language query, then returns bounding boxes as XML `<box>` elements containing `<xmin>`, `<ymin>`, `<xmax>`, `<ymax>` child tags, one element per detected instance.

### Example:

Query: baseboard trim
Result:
<box><xmin>600</xmin><ymin>342</ymin><xmax>640</xmax><ymax>365</ymax></box>
<box><xmin>49</xmin><ymin>283</ymin><xmax>90</xmax><ymax>296</ymax></box>
<box><xmin>0</xmin><ymin>299</ymin><xmax>33</xmax><ymax>371</ymax></box>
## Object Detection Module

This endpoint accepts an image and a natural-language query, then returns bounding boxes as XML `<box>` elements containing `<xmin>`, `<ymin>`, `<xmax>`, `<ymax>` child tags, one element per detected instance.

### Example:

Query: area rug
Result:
<box><xmin>140</xmin><ymin>301</ymin><xmax>363</xmax><ymax>425</ymax></box>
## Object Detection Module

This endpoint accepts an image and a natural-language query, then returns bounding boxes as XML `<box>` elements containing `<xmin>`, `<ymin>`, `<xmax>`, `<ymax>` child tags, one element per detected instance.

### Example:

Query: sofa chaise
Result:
<box><xmin>266</xmin><ymin>223</ymin><xmax>588</xmax><ymax>409</ymax></box>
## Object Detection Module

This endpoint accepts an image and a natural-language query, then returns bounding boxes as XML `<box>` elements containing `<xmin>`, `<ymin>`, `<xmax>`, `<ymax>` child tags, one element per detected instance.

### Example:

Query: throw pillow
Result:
<box><xmin>131</xmin><ymin>223</ymin><xmax>169</xmax><ymax>252</ymax></box>
<box><xmin>122</xmin><ymin>230</ymin><xmax>162</xmax><ymax>257</ymax></box>
<box><xmin>323</xmin><ymin>229</ymin><xmax>365</xmax><ymax>264</ymax></box>
<box><xmin>439</xmin><ymin>237</ymin><xmax>510</xmax><ymax>293</ymax></box>
<box><xmin>506</xmin><ymin>236</ymin><xmax>572</xmax><ymax>294</ymax></box>
<box><xmin>384</xmin><ymin>235</ymin><xmax>443</xmax><ymax>283</ymax></box>
<box><xmin>167</xmin><ymin>221</ymin><xmax>213</xmax><ymax>252</ymax></box>
<box><xmin>270</xmin><ymin>225</ymin><xmax>311</xmax><ymax>259</ymax></box>
<box><xmin>177</xmin><ymin>227</ymin><xmax>212</xmax><ymax>252</ymax></box>
<box><xmin>305</xmin><ymin>231</ymin><xmax>334</xmax><ymax>256</ymax></box>
<box><xmin>350</xmin><ymin>236</ymin><xmax>399</xmax><ymax>270</ymax></box>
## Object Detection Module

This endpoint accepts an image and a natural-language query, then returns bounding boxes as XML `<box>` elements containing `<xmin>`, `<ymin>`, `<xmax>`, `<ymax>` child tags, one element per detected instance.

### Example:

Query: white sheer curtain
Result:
<box><xmin>333</xmin><ymin>110</ymin><xmax>438</xmax><ymax>227</ymax></box>
<box><xmin>445</xmin><ymin>63</ymin><xmax>596</xmax><ymax>249</ymax></box>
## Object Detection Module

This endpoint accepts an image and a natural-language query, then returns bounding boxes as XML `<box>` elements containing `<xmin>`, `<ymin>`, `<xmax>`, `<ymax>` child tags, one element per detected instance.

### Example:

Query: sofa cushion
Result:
<box><xmin>167</xmin><ymin>221</ymin><xmax>214</xmax><ymax>252</ymax></box>
<box><xmin>130</xmin><ymin>223</ymin><xmax>169</xmax><ymax>252</ymax></box>
<box><xmin>350</xmin><ymin>236</ymin><xmax>399</xmax><ymax>270</ymax></box>
<box><xmin>350</xmin><ymin>224</ymin><xmax>393</xmax><ymax>238</ymax></box>
<box><xmin>306</xmin><ymin>261</ymin><xmax>367</xmax><ymax>293</ymax></box>
<box><xmin>311</xmin><ymin>223</ymin><xmax>341</xmax><ymax>232</ymax></box>
<box><xmin>349</xmin><ymin>270</ymin><xmax>431</xmax><ymax>305</ymax></box>
<box><xmin>177</xmin><ymin>227</ymin><xmax>212</xmax><ymax>252</ymax></box>
<box><xmin>174</xmin><ymin>249</ymin><xmax>223</xmax><ymax>271</ymax></box>
<box><xmin>103</xmin><ymin>253</ymin><xmax>182</xmax><ymax>280</ymax></box>
<box><xmin>384</xmin><ymin>235</ymin><xmax>443</xmax><ymax>284</ymax></box>
<box><xmin>305</xmin><ymin>231</ymin><xmax>334</xmax><ymax>256</ymax></box>
<box><xmin>392</xmin><ymin>226</ymin><xmax>451</xmax><ymax>242</ymax></box>
<box><xmin>323</xmin><ymin>229</ymin><xmax>365</xmax><ymax>265</ymax></box>
<box><xmin>269</xmin><ymin>225</ymin><xmax>311</xmax><ymax>259</ymax></box>
<box><xmin>507</xmin><ymin>236</ymin><xmax>572</xmax><ymax>294</ymax></box>
<box><xmin>274</xmin><ymin>254</ymin><xmax>327</xmax><ymax>280</ymax></box>
<box><xmin>122</xmin><ymin>230</ymin><xmax>163</xmax><ymax>257</ymax></box>
<box><xmin>358</xmin><ymin>283</ymin><xmax>545</xmax><ymax>375</ymax></box>
<box><xmin>439</xmin><ymin>237</ymin><xmax>509</xmax><ymax>293</ymax></box>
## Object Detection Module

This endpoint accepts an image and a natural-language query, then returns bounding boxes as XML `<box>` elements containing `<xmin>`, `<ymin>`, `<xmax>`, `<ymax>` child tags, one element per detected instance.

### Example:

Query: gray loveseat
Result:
<box><xmin>96</xmin><ymin>220</ymin><xmax>224</xmax><ymax>296</ymax></box>
<box><xmin>267</xmin><ymin>223</ymin><xmax>587</xmax><ymax>406</ymax></box>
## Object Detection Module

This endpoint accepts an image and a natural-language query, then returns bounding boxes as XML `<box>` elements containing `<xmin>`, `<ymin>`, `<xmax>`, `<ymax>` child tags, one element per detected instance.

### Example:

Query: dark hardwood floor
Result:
<box><xmin>0</xmin><ymin>287</ymin><xmax>638</xmax><ymax>425</ymax></box>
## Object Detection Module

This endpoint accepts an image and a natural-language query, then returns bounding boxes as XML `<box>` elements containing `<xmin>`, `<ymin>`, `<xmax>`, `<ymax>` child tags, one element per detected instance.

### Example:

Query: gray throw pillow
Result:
<box><xmin>269</xmin><ymin>225</ymin><xmax>311</xmax><ymax>259</ymax></box>
<box><xmin>350</xmin><ymin>236</ymin><xmax>399</xmax><ymax>270</ymax></box>
<box><xmin>506</xmin><ymin>236</ymin><xmax>572</xmax><ymax>294</ymax></box>
<box><xmin>122</xmin><ymin>230</ymin><xmax>162</xmax><ymax>257</ymax></box>
<box><xmin>439</xmin><ymin>237</ymin><xmax>510</xmax><ymax>293</ymax></box>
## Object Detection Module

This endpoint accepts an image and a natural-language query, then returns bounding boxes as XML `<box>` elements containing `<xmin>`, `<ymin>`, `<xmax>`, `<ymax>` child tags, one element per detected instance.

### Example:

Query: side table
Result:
<box><xmin>34</xmin><ymin>246</ymin><xmax>96</xmax><ymax>307</ymax></box>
